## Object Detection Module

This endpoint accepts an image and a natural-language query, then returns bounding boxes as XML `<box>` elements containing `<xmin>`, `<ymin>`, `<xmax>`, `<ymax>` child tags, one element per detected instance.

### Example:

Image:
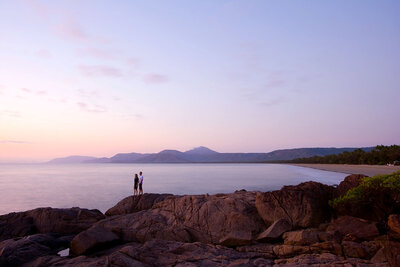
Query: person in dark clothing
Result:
<box><xmin>139</xmin><ymin>171</ymin><xmax>144</xmax><ymax>195</ymax></box>
<box><xmin>134</xmin><ymin>173</ymin><xmax>139</xmax><ymax>196</ymax></box>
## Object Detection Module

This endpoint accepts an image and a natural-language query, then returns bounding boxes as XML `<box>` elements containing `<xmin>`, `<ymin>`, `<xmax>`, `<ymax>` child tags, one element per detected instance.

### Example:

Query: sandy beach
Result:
<box><xmin>290</xmin><ymin>163</ymin><xmax>400</xmax><ymax>177</ymax></box>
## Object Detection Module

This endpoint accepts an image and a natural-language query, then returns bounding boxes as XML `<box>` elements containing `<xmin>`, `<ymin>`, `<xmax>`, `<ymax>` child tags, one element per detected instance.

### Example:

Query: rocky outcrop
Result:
<box><xmin>255</xmin><ymin>181</ymin><xmax>335</xmax><ymax>228</ymax></box>
<box><xmin>0</xmin><ymin>207</ymin><xmax>105</xmax><ymax>241</ymax></box>
<box><xmin>0</xmin><ymin>233</ymin><xmax>72</xmax><ymax>266</ymax></box>
<box><xmin>335</xmin><ymin>174</ymin><xmax>367</xmax><ymax>196</ymax></box>
<box><xmin>0</xmin><ymin>174</ymin><xmax>397</xmax><ymax>266</ymax></box>
<box><xmin>388</xmin><ymin>214</ymin><xmax>400</xmax><ymax>239</ymax></box>
<box><xmin>105</xmin><ymin>193</ymin><xmax>173</xmax><ymax>216</ymax></box>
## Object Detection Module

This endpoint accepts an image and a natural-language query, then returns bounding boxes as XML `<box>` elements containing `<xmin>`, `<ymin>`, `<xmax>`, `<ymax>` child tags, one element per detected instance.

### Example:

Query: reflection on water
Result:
<box><xmin>0</xmin><ymin>163</ymin><xmax>347</xmax><ymax>215</ymax></box>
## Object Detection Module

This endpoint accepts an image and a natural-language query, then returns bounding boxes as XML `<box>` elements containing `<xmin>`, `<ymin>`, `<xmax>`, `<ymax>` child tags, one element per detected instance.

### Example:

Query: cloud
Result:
<box><xmin>142</xmin><ymin>74</ymin><xmax>169</xmax><ymax>84</ymax></box>
<box><xmin>77</xmin><ymin>102</ymin><xmax>107</xmax><ymax>113</ymax></box>
<box><xmin>76</xmin><ymin>47</ymin><xmax>119</xmax><ymax>60</ymax></box>
<box><xmin>20</xmin><ymin>88</ymin><xmax>47</xmax><ymax>96</ymax></box>
<box><xmin>53</xmin><ymin>22</ymin><xmax>89</xmax><ymax>42</ymax></box>
<box><xmin>0</xmin><ymin>140</ymin><xmax>31</xmax><ymax>144</ymax></box>
<box><xmin>35</xmin><ymin>49</ymin><xmax>52</xmax><ymax>58</ymax></box>
<box><xmin>78</xmin><ymin>65</ymin><xmax>122</xmax><ymax>77</ymax></box>
<box><xmin>1</xmin><ymin>110</ymin><xmax>21</xmax><ymax>118</ymax></box>
<box><xmin>259</xmin><ymin>97</ymin><xmax>286</xmax><ymax>107</ymax></box>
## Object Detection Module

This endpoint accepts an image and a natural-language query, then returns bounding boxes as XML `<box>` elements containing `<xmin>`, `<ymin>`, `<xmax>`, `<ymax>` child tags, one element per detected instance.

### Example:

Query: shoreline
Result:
<box><xmin>289</xmin><ymin>163</ymin><xmax>400</xmax><ymax>177</ymax></box>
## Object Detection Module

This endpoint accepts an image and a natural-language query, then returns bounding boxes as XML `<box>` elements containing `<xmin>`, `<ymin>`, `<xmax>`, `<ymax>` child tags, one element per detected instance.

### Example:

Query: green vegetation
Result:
<box><xmin>289</xmin><ymin>145</ymin><xmax>400</xmax><ymax>165</ymax></box>
<box><xmin>330</xmin><ymin>171</ymin><xmax>400</xmax><ymax>209</ymax></box>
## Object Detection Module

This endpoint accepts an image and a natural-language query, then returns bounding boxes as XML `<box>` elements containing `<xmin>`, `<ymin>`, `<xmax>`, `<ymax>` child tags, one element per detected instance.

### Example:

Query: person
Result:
<box><xmin>133</xmin><ymin>173</ymin><xmax>139</xmax><ymax>196</ymax></box>
<box><xmin>138</xmin><ymin>171</ymin><xmax>144</xmax><ymax>195</ymax></box>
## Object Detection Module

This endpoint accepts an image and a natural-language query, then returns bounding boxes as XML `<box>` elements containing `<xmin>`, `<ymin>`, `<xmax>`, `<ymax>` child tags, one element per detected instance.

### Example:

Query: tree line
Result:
<box><xmin>289</xmin><ymin>145</ymin><xmax>400</xmax><ymax>165</ymax></box>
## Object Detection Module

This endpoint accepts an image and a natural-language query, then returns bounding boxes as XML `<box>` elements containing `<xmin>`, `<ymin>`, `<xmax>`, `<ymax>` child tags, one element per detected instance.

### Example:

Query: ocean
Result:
<box><xmin>0</xmin><ymin>163</ymin><xmax>348</xmax><ymax>215</ymax></box>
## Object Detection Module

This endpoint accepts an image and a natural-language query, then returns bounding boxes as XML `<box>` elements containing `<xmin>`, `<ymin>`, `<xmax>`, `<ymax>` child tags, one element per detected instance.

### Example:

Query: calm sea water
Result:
<box><xmin>0</xmin><ymin>163</ymin><xmax>348</xmax><ymax>215</ymax></box>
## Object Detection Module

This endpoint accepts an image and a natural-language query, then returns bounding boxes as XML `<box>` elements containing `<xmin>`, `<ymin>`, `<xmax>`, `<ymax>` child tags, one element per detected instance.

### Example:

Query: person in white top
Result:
<box><xmin>139</xmin><ymin>171</ymin><xmax>144</xmax><ymax>195</ymax></box>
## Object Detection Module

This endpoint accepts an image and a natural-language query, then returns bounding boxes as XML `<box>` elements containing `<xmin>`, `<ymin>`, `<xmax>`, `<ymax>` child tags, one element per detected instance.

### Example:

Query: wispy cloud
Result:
<box><xmin>142</xmin><ymin>73</ymin><xmax>169</xmax><ymax>84</ymax></box>
<box><xmin>20</xmin><ymin>88</ymin><xmax>47</xmax><ymax>96</ymax></box>
<box><xmin>77</xmin><ymin>102</ymin><xmax>107</xmax><ymax>113</ymax></box>
<box><xmin>0</xmin><ymin>140</ymin><xmax>31</xmax><ymax>144</ymax></box>
<box><xmin>35</xmin><ymin>49</ymin><xmax>52</xmax><ymax>58</ymax></box>
<box><xmin>53</xmin><ymin>22</ymin><xmax>89</xmax><ymax>42</ymax></box>
<box><xmin>76</xmin><ymin>47</ymin><xmax>119</xmax><ymax>60</ymax></box>
<box><xmin>78</xmin><ymin>65</ymin><xmax>122</xmax><ymax>77</ymax></box>
<box><xmin>1</xmin><ymin>110</ymin><xmax>21</xmax><ymax>118</ymax></box>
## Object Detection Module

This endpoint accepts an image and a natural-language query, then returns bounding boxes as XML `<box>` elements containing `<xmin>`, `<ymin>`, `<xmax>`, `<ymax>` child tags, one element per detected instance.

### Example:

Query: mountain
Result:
<box><xmin>69</xmin><ymin>146</ymin><xmax>375</xmax><ymax>164</ymax></box>
<box><xmin>47</xmin><ymin>155</ymin><xmax>99</xmax><ymax>164</ymax></box>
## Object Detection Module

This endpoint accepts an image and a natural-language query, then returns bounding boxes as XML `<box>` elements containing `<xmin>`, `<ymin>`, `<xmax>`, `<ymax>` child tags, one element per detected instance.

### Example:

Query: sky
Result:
<box><xmin>0</xmin><ymin>0</ymin><xmax>399</xmax><ymax>162</ymax></box>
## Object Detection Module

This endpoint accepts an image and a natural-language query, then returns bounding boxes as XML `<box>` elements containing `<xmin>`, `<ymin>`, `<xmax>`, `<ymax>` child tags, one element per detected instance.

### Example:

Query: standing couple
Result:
<box><xmin>134</xmin><ymin>171</ymin><xmax>144</xmax><ymax>196</ymax></box>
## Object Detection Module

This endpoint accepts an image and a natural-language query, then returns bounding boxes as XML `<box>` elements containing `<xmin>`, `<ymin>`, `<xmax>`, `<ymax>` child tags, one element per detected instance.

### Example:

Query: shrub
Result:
<box><xmin>330</xmin><ymin>171</ymin><xmax>400</xmax><ymax>221</ymax></box>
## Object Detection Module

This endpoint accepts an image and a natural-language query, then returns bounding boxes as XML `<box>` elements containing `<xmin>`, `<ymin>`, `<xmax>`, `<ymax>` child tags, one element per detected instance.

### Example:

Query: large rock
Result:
<box><xmin>283</xmin><ymin>229</ymin><xmax>319</xmax><ymax>246</ymax></box>
<box><xmin>257</xmin><ymin>218</ymin><xmax>292</xmax><ymax>242</ymax></box>
<box><xmin>105</xmin><ymin>193</ymin><xmax>173</xmax><ymax>216</ymax></box>
<box><xmin>0</xmin><ymin>207</ymin><xmax>105</xmax><ymax>241</ymax></box>
<box><xmin>255</xmin><ymin>181</ymin><xmax>335</xmax><ymax>228</ymax></box>
<box><xmin>342</xmin><ymin>241</ymin><xmax>373</xmax><ymax>259</ymax></box>
<box><xmin>0</xmin><ymin>233</ymin><xmax>72</xmax><ymax>266</ymax></box>
<box><xmin>218</xmin><ymin>231</ymin><xmax>252</xmax><ymax>247</ymax></box>
<box><xmin>326</xmin><ymin>216</ymin><xmax>379</xmax><ymax>241</ymax></box>
<box><xmin>336</xmin><ymin>174</ymin><xmax>367</xmax><ymax>197</ymax></box>
<box><xmin>77</xmin><ymin>192</ymin><xmax>265</xmax><ymax>250</ymax></box>
<box><xmin>388</xmin><ymin>214</ymin><xmax>400</xmax><ymax>239</ymax></box>
<box><xmin>27</xmin><ymin>239</ymin><xmax>274</xmax><ymax>266</ymax></box>
<box><xmin>70</xmin><ymin>226</ymin><xmax>120</xmax><ymax>255</ymax></box>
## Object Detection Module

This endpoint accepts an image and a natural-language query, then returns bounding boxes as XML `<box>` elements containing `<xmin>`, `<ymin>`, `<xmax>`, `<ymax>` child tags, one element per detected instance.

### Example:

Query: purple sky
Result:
<box><xmin>0</xmin><ymin>1</ymin><xmax>399</xmax><ymax>161</ymax></box>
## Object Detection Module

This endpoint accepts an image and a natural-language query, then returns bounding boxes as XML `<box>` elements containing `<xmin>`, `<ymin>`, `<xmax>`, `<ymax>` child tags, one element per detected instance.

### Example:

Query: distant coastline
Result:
<box><xmin>290</xmin><ymin>163</ymin><xmax>400</xmax><ymax>177</ymax></box>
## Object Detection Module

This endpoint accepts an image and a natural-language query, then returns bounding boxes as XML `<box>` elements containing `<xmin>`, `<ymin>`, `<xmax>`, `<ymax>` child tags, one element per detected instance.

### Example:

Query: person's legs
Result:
<box><xmin>139</xmin><ymin>183</ymin><xmax>143</xmax><ymax>195</ymax></box>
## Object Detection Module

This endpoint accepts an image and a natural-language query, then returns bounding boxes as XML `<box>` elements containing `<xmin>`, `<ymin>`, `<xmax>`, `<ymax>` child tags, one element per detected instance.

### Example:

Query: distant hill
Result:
<box><xmin>47</xmin><ymin>155</ymin><xmax>99</xmax><ymax>164</ymax></box>
<box><xmin>57</xmin><ymin>146</ymin><xmax>375</xmax><ymax>164</ymax></box>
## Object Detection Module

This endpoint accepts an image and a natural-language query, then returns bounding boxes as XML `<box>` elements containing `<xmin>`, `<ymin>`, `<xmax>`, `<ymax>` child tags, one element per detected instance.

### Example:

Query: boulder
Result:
<box><xmin>70</xmin><ymin>226</ymin><xmax>120</xmax><ymax>255</ymax></box>
<box><xmin>371</xmin><ymin>248</ymin><xmax>388</xmax><ymax>263</ymax></box>
<box><xmin>388</xmin><ymin>214</ymin><xmax>400</xmax><ymax>239</ymax></box>
<box><xmin>327</xmin><ymin>216</ymin><xmax>379</xmax><ymax>240</ymax></box>
<box><xmin>0</xmin><ymin>207</ymin><xmax>105</xmax><ymax>241</ymax></box>
<box><xmin>255</xmin><ymin>181</ymin><xmax>335</xmax><ymax>228</ymax></box>
<box><xmin>257</xmin><ymin>218</ymin><xmax>292</xmax><ymax>242</ymax></box>
<box><xmin>235</xmin><ymin>243</ymin><xmax>275</xmax><ymax>258</ymax></box>
<box><xmin>0</xmin><ymin>233</ymin><xmax>72</xmax><ymax>266</ymax></box>
<box><xmin>219</xmin><ymin>231</ymin><xmax>252</xmax><ymax>247</ymax></box>
<box><xmin>342</xmin><ymin>241</ymin><xmax>372</xmax><ymax>259</ymax></box>
<box><xmin>105</xmin><ymin>193</ymin><xmax>173</xmax><ymax>216</ymax></box>
<box><xmin>27</xmin><ymin>239</ymin><xmax>274</xmax><ymax>266</ymax></box>
<box><xmin>336</xmin><ymin>174</ymin><xmax>367</xmax><ymax>197</ymax></box>
<box><xmin>283</xmin><ymin>229</ymin><xmax>319</xmax><ymax>245</ymax></box>
<box><xmin>75</xmin><ymin>191</ymin><xmax>265</xmax><ymax>250</ymax></box>
<box><xmin>383</xmin><ymin>241</ymin><xmax>400</xmax><ymax>267</ymax></box>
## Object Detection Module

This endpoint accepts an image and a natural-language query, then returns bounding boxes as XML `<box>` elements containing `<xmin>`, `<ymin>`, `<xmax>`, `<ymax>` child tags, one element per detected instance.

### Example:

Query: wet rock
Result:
<box><xmin>327</xmin><ymin>216</ymin><xmax>379</xmax><ymax>241</ymax></box>
<box><xmin>255</xmin><ymin>181</ymin><xmax>335</xmax><ymax>228</ymax></box>
<box><xmin>105</xmin><ymin>193</ymin><xmax>173</xmax><ymax>216</ymax></box>
<box><xmin>257</xmin><ymin>218</ymin><xmax>292</xmax><ymax>242</ymax></box>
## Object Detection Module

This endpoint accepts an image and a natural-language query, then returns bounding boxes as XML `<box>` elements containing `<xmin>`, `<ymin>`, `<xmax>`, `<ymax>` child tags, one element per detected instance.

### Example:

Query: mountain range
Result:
<box><xmin>47</xmin><ymin>146</ymin><xmax>375</xmax><ymax>164</ymax></box>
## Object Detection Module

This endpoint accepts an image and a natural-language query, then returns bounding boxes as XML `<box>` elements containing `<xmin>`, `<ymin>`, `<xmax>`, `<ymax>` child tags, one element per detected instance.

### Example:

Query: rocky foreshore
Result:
<box><xmin>1</xmin><ymin>174</ymin><xmax>399</xmax><ymax>266</ymax></box>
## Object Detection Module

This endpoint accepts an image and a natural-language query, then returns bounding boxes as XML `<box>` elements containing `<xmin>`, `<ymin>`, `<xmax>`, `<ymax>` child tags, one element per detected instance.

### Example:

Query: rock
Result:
<box><xmin>273</xmin><ymin>244</ymin><xmax>312</xmax><ymax>258</ymax></box>
<box><xmin>383</xmin><ymin>241</ymin><xmax>400</xmax><ymax>267</ymax></box>
<box><xmin>388</xmin><ymin>214</ymin><xmax>400</xmax><ymax>239</ymax></box>
<box><xmin>255</xmin><ymin>181</ymin><xmax>335</xmax><ymax>228</ymax></box>
<box><xmin>27</xmin><ymin>239</ymin><xmax>274</xmax><ymax>266</ymax></box>
<box><xmin>235</xmin><ymin>243</ymin><xmax>275</xmax><ymax>258</ymax></box>
<box><xmin>105</xmin><ymin>193</ymin><xmax>173</xmax><ymax>216</ymax></box>
<box><xmin>327</xmin><ymin>216</ymin><xmax>379</xmax><ymax>240</ymax></box>
<box><xmin>219</xmin><ymin>231</ymin><xmax>252</xmax><ymax>247</ymax></box>
<box><xmin>70</xmin><ymin>226</ymin><xmax>120</xmax><ymax>255</ymax></box>
<box><xmin>342</xmin><ymin>241</ymin><xmax>372</xmax><ymax>259</ymax></box>
<box><xmin>336</xmin><ymin>174</ymin><xmax>367</xmax><ymax>197</ymax></box>
<box><xmin>0</xmin><ymin>233</ymin><xmax>71</xmax><ymax>266</ymax></box>
<box><xmin>257</xmin><ymin>218</ymin><xmax>292</xmax><ymax>242</ymax></box>
<box><xmin>0</xmin><ymin>207</ymin><xmax>105</xmax><ymax>241</ymax></box>
<box><xmin>371</xmin><ymin>248</ymin><xmax>388</xmax><ymax>263</ymax></box>
<box><xmin>283</xmin><ymin>229</ymin><xmax>319</xmax><ymax>245</ymax></box>
<box><xmin>310</xmin><ymin>241</ymin><xmax>343</xmax><ymax>256</ymax></box>
<box><xmin>77</xmin><ymin>192</ymin><xmax>266</xmax><ymax>248</ymax></box>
